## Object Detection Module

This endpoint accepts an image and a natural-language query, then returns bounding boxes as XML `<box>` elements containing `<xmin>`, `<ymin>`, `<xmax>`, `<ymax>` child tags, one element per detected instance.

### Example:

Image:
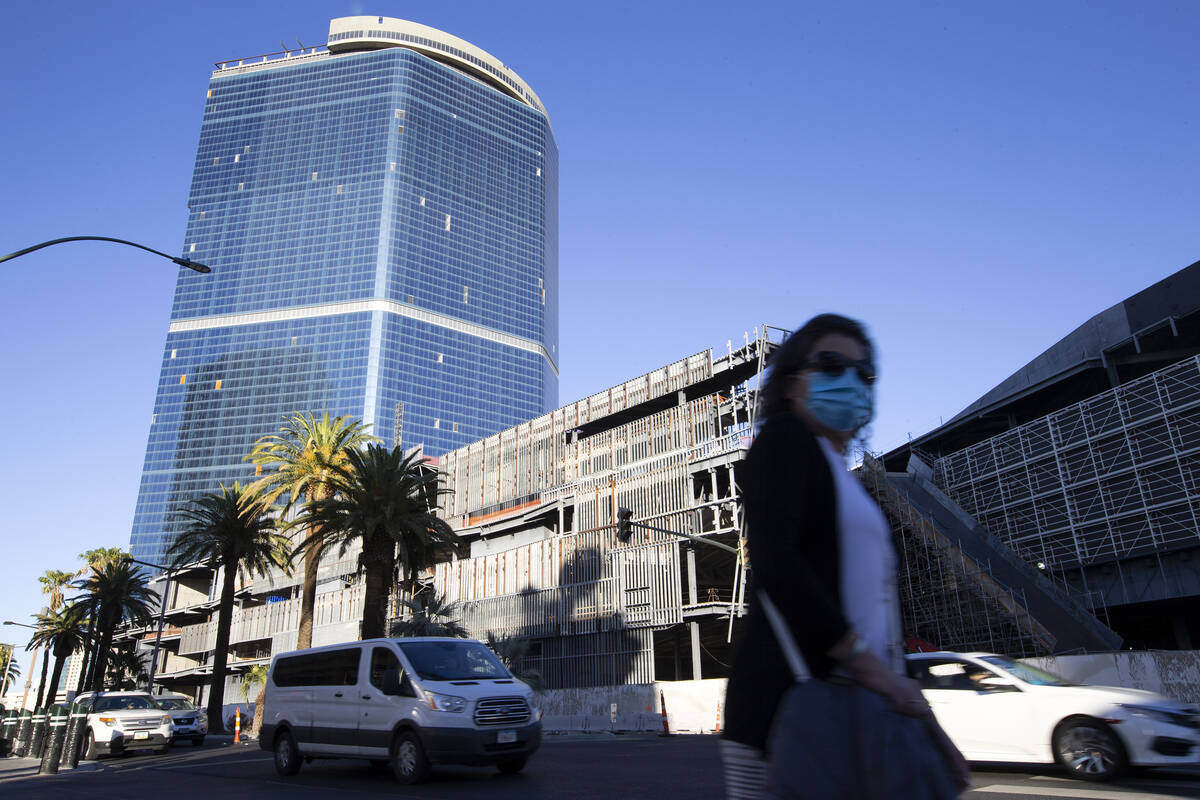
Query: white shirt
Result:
<box><xmin>817</xmin><ymin>437</ymin><xmax>904</xmax><ymax>672</ymax></box>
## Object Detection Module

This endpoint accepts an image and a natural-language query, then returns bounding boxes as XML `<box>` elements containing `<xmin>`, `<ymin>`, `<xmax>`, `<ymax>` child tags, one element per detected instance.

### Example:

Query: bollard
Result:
<box><xmin>13</xmin><ymin>710</ymin><xmax>32</xmax><ymax>757</ymax></box>
<box><xmin>0</xmin><ymin>709</ymin><xmax>16</xmax><ymax>756</ymax></box>
<box><xmin>39</xmin><ymin>705</ymin><xmax>69</xmax><ymax>775</ymax></box>
<box><xmin>29</xmin><ymin>708</ymin><xmax>48</xmax><ymax>760</ymax></box>
<box><xmin>61</xmin><ymin>702</ymin><xmax>87</xmax><ymax>770</ymax></box>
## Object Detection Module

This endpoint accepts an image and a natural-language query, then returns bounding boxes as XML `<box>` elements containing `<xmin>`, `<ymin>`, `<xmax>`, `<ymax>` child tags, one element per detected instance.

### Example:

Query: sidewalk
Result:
<box><xmin>0</xmin><ymin>756</ymin><xmax>102</xmax><ymax>782</ymax></box>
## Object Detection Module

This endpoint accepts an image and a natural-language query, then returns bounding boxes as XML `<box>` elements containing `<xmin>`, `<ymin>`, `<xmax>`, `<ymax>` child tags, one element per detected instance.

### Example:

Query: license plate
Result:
<box><xmin>497</xmin><ymin>730</ymin><xmax>516</xmax><ymax>744</ymax></box>
<box><xmin>133</xmin><ymin>731</ymin><xmax>149</xmax><ymax>740</ymax></box>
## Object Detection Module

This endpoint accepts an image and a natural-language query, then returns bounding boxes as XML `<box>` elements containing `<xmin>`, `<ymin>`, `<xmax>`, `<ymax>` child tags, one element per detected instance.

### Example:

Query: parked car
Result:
<box><xmin>73</xmin><ymin>691</ymin><xmax>174</xmax><ymax>759</ymax></box>
<box><xmin>906</xmin><ymin>652</ymin><xmax>1200</xmax><ymax>780</ymax></box>
<box><xmin>261</xmin><ymin>637</ymin><xmax>542</xmax><ymax>784</ymax></box>
<box><xmin>155</xmin><ymin>694</ymin><xmax>208</xmax><ymax>746</ymax></box>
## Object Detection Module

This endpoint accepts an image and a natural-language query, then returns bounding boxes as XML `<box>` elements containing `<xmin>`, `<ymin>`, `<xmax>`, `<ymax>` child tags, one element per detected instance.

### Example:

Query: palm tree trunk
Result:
<box><xmin>78</xmin><ymin>610</ymin><xmax>98</xmax><ymax>693</ymax></box>
<box><xmin>207</xmin><ymin>560</ymin><xmax>238</xmax><ymax>734</ymax></box>
<box><xmin>295</xmin><ymin>485</ymin><xmax>330</xmax><ymax>650</ymax></box>
<box><xmin>252</xmin><ymin>684</ymin><xmax>266</xmax><ymax>738</ymax></box>
<box><xmin>34</xmin><ymin>644</ymin><xmax>50</xmax><ymax>709</ymax></box>
<box><xmin>360</xmin><ymin>534</ymin><xmax>395</xmax><ymax>640</ymax></box>
<box><xmin>90</xmin><ymin>617</ymin><xmax>116</xmax><ymax>693</ymax></box>
<box><xmin>47</xmin><ymin>649</ymin><xmax>68</xmax><ymax>707</ymax></box>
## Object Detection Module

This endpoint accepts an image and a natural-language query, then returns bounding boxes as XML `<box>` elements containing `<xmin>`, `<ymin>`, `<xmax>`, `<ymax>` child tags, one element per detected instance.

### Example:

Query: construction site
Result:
<box><xmin>429</xmin><ymin>327</ymin><xmax>1118</xmax><ymax>690</ymax></box>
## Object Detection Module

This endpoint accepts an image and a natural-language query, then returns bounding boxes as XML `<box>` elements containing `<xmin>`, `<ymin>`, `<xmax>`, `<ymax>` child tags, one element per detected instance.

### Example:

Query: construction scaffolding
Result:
<box><xmin>933</xmin><ymin>356</ymin><xmax>1200</xmax><ymax>576</ymax></box>
<box><xmin>432</xmin><ymin>332</ymin><xmax>777</xmax><ymax>688</ymax></box>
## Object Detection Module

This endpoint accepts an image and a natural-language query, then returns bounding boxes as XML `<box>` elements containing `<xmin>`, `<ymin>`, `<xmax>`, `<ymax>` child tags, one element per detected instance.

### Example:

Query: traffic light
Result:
<box><xmin>616</xmin><ymin>507</ymin><xmax>634</xmax><ymax>542</ymax></box>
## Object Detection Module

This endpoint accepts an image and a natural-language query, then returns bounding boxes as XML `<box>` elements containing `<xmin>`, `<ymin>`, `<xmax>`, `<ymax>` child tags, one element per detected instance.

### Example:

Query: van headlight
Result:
<box><xmin>426</xmin><ymin>692</ymin><xmax>466</xmax><ymax>713</ymax></box>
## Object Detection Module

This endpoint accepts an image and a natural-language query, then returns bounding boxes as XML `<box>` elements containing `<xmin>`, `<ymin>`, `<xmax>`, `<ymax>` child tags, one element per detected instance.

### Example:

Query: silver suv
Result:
<box><xmin>155</xmin><ymin>694</ymin><xmax>208</xmax><ymax>746</ymax></box>
<box><xmin>75</xmin><ymin>691</ymin><xmax>174</xmax><ymax>758</ymax></box>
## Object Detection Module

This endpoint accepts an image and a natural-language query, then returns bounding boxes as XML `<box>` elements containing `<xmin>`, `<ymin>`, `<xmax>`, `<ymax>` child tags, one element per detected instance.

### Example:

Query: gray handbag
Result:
<box><xmin>758</xmin><ymin>591</ymin><xmax>960</xmax><ymax>800</ymax></box>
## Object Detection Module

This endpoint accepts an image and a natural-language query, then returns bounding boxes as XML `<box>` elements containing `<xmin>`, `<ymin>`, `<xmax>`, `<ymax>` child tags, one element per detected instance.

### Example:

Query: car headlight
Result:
<box><xmin>98</xmin><ymin>717</ymin><xmax>117</xmax><ymax>727</ymax></box>
<box><xmin>1121</xmin><ymin>704</ymin><xmax>1190</xmax><ymax>726</ymax></box>
<box><xmin>161</xmin><ymin>715</ymin><xmax>172</xmax><ymax>725</ymax></box>
<box><xmin>197</xmin><ymin>710</ymin><xmax>207</xmax><ymax>721</ymax></box>
<box><xmin>426</xmin><ymin>692</ymin><xmax>466</xmax><ymax>713</ymax></box>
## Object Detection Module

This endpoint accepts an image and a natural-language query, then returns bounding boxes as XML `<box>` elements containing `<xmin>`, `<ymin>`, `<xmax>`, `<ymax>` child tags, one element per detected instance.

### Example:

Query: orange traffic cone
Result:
<box><xmin>659</xmin><ymin>690</ymin><xmax>671</xmax><ymax>737</ymax></box>
<box><xmin>234</xmin><ymin>707</ymin><xmax>241</xmax><ymax>744</ymax></box>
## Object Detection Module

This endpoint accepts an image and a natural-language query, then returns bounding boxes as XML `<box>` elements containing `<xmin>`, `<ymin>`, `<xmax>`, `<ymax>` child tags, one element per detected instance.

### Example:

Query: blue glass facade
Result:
<box><xmin>129</xmin><ymin>39</ymin><xmax>556</xmax><ymax>566</ymax></box>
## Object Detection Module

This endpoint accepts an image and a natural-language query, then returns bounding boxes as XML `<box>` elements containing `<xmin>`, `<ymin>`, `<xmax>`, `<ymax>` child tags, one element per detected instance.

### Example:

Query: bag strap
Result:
<box><xmin>757</xmin><ymin>590</ymin><xmax>811</xmax><ymax>682</ymax></box>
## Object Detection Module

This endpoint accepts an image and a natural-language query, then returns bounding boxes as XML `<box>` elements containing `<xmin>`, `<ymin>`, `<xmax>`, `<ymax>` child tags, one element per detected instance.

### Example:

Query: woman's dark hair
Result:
<box><xmin>758</xmin><ymin>313</ymin><xmax>875</xmax><ymax>421</ymax></box>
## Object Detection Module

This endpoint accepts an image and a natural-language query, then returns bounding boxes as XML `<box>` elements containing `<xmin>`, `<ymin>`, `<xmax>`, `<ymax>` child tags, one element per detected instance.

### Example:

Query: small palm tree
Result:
<box><xmin>104</xmin><ymin>646</ymin><xmax>146</xmax><ymax>691</ymax></box>
<box><xmin>72</xmin><ymin>560</ymin><xmax>157</xmax><ymax>692</ymax></box>
<box><xmin>240</xmin><ymin>664</ymin><xmax>269</xmax><ymax>738</ymax></box>
<box><xmin>246</xmin><ymin>412</ymin><xmax>377</xmax><ymax>650</ymax></box>
<box><xmin>290</xmin><ymin>445</ymin><xmax>458</xmax><ymax>639</ymax></box>
<box><xmin>0</xmin><ymin>650</ymin><xmax>20</xmax><ymax>695</ymax></box>
<box><xmin>389</xmin><ymin>593</ymin><xmax>469</xmax><ymax>638</ymax></box>
<box><xmin>27</xmin><ymin>605</ymin><xmax>89</xmax><ymax>706</ymax></box>
<box><xmin>485</xmin><ymin>632</ymin><xmax>545</xmax><ymax>691</ymax></box>
<box><xmin>170</xmin><ymin>482</ymin><xmax>290</xmax><ymax>734</ymax></box>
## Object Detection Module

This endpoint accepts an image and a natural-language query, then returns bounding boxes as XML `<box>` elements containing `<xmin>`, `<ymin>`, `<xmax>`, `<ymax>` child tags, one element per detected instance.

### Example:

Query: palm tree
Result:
<box><xmin>485</xmin><ymin>632</ymin><xmax>545</xmax><ymax>691</ymax></box>
<box><xmin>27</xmin><ymin>606</ymin><xmax>89</xmax><ymax>705</ymax></box>
<box><xmin>72</xmin><ymin>561</ymin><xmax>157</xmax><ymax>692</ymax></box>
<box><xmin>389</xmin><ymin>593</ymin><xmax>470</xmax><ymax>638</ymax></box>
<box><xmin>169</xmin><ymin>482</ymin><xmax>290</xmax><ymax>734</ymax></box>
<box><xmin>104</xmin><ymin>646</ymin><xmax>146</xmax><ymax>690</ymax></box>
<box><xmin>0</xmin><ymin>649</ymin><xmax>20</xmax><ymax>695</ymax></box>
<box><xmin>240</xmin><ymin>664</ymin><xmax>268</xmax><ymax>738</ymax></box>
<box><xmin>33</xmin><ymin>569</ymin><xmax>75</xmax><ymax>708</ymax></box>
<box><xmin>74</xmin><ymin>548</ymin><xmax>129</xmax><ymax>692</ymax></box>
<box><xmin>246</xmin><ymin>412</ymin><xmax>377</xmax><ymax>650</ymax></box>
<box><xmin>290</xmin><ymin>445</ymin><xmax>458</xmax><ymax>639</ymax></box>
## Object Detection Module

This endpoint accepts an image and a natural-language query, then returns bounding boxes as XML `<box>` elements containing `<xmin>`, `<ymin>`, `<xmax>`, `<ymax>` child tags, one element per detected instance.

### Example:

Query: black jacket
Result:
<box><xmin>723</xmin><ymin>412</ymin><xmax>852</xmax><ymax>751</ymax></box>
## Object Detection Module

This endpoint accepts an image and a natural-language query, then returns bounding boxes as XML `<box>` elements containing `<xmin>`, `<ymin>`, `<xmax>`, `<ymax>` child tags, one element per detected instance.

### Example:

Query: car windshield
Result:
<box><xmin>397</xmin><ymin>641</ymin><xmax>510</xmax><ymax>682</ymax></box>
<box><xmin>93</xmin><ymin>695</ymin><xmax>160</xmax><ymax>711</ymax></box>
<box><xmin>155</xmin><ymin>698</ymin><xmax>194</xmax><ymax>710</ymax></box>
<box><xmin>979</xmin><ymin>656</ymin><xmax>1076</xmax><ymax>686</ymax></box>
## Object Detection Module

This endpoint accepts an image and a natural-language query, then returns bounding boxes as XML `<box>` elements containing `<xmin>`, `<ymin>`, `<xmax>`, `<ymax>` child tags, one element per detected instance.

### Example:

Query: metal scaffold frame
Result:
<box><xmin>934</xmin><ymin>356</ymin><xmax>1200</xmax><ymax>577</ymax></box>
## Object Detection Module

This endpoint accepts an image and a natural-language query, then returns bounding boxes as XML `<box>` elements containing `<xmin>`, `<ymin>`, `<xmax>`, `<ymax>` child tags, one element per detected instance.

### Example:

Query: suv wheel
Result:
<box><xmin>1053</xmin><ymin>718</ymin><xmax>1127</xmax><ymax>781</ymax></box>
<box><xmin>273</xmin><ymin>730</ymin><xmax>302</xmax><ymax>777</ymax></box>
<box><xmin>391</xmin><ymin>731</ymin><xmax>430</xmax><ymax>785</ymax></box>
<box><xmin>81</xmin><ymin>730</ymin><xmax>98</xmax><ymax>761</ymax></box>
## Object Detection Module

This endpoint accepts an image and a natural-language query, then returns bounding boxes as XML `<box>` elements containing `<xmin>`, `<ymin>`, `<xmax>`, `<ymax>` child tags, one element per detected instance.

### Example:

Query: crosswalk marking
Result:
<box><xmin>973</xmin><ymin>783</ymin><xmax>1195</xmax><ymax>799</ymax></box>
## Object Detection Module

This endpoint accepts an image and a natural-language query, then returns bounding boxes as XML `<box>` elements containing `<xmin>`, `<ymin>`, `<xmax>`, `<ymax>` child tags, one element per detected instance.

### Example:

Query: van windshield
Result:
<box><xmin>397</xmin><ymin>641</ymin><xmax>510</xmax><ymax>682</ymax></box>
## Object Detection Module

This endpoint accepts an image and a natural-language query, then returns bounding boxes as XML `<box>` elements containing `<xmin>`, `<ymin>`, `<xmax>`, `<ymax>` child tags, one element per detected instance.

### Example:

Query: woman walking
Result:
<box><xmin>721</xmin><ymin>314</ymin><xmax>968</xmax><ymax>799</ymax></box>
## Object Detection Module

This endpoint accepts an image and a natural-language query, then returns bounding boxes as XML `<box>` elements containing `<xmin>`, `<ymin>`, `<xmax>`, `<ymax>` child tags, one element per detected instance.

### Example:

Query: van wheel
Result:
<box><xmin>497</xmin><ymin>755</ymin><xmax>528</xmax><ymax>774</ymax></box>
<box><xmin>391</xmin><ymin>731</ymin><xmax>430</xmax><ymax>785</ymax></box>
<box><xmin>274</xmin><ymin>730</ymin><xmax>302</xmax><ymax>777</ymax></box>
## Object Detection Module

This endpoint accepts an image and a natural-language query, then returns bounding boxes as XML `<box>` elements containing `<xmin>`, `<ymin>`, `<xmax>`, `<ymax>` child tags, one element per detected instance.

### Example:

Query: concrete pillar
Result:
<box><xmin>687</xmin><ymin>547</ymin><xmax>701</xmax><ymax>680</ymax></box>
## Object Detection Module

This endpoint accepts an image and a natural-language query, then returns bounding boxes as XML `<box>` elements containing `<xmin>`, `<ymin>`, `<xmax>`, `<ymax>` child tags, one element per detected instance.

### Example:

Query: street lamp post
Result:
<box><xmin>121</xmin><ymin>558</ymin><xmax>174</xmax><ymax>693</ymax></box>
<box><xmin>0</xmin><ymin>236</ymin><xmax>211</xmax><ymax>272</ymax></box>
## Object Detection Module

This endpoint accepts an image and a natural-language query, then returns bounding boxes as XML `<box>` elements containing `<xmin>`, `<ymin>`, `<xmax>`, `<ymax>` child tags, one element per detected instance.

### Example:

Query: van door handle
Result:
<box><xmin>362</xmin><ymin>695</ymin><xmax>371</xmax><ymax>700</ymax></box>
<box><xmin>334</xmin><ymin>692</ymin><xmax>343</xmax><ymax>698</ymax></box>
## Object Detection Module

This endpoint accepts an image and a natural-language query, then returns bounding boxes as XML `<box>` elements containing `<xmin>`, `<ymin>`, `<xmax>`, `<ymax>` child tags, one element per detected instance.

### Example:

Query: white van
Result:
<box><xmin>260</xmin><ymin>637</ymin><xmax>541</xmax><ymax>784</ymax></box>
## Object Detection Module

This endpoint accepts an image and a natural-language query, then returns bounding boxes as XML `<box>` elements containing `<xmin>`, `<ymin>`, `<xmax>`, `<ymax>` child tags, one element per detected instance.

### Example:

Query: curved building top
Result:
<box><xmin>327</xmin><ymin>16</ymin><xmax>548</xmax><ymax>118</ymax></box>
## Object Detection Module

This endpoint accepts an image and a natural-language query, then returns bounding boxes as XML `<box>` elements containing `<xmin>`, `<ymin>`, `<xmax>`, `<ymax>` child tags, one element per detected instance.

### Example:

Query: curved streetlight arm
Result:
<box><xmin>0</xmin><ymin>236</ymin><xmax>211</xmax><ymax>273</ymax></box>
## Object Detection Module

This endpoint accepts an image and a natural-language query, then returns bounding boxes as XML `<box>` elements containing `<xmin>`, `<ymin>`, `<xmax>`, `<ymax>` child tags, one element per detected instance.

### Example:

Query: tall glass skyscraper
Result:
<box><xmin>129</xmin><ymin>17</ymin><xmax>557</xmax><ymax>566</ymax></box>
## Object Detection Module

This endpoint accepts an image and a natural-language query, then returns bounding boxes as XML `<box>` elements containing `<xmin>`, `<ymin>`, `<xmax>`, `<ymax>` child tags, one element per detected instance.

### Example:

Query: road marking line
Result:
<box><xmin>154</xmin><ymin>756</ymin><xmax>273</xmax><ymax>769</ymax></box>
<box><xmin>973</xmin><ymin>784</ymin><xmax>1192</xmax><ymax>799</ymax></box>
<box><xmin>1031</xmin><ymin>774</ymin><xmax>1200</xmax><ymax>791</ymax></box>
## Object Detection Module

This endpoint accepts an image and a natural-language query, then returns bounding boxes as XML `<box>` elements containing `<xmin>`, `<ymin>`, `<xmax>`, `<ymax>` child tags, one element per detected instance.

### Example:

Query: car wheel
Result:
<box><xmin>82</xmin><ymin>730</ymin><xmax>98</xmax><ymax>761</ymax></box>
<box><xmin>273</xmin><ymin>730</ymin><xmax>302</xmax><ymax>777</ymax></box>
<box><xmin>497</xmin><ymin>755</ymin><xmax>528</xmax><ymax>774</ymax></box>
<box><xmin>192</xmin><ymin>736</ymin><xmax>205</xmax><ymax>747</ymax></box>
<box><xmin>1053</xmin><ymin>718</ymin><xmax>1127</xmax><ymax>781</ymax></box>
<box><xmin>391</xmin><ymin>731</ymin><xmax>430</xmax><ymax>785</ymax></box>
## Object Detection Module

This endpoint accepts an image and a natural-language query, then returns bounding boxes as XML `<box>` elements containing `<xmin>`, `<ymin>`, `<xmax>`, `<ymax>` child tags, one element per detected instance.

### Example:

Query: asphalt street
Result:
<box><xmin>5</xmin><ymin>734</ymin><xmax>1200</xmax><ymax>799</ymax></box>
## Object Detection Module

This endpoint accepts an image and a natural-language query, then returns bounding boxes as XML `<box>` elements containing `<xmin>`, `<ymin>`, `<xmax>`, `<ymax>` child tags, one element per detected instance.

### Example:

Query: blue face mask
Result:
<box><xmin>804</xmin><ymin>369</ymin><xmax>874</xmax><ymax>433</ymax></box>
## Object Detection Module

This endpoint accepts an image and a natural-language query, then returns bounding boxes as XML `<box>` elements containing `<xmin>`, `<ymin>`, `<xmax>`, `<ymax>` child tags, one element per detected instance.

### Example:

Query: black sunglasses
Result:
<box><xmin>804</xmin><ymin>351</ymin><xmax>876</xmax><ymax>384</ymax></box>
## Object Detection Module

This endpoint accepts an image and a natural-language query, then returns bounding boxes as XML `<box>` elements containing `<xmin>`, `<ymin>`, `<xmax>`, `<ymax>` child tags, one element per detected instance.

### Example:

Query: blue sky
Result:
<box><xmin>1</xmin><ymin>1</ymin><xmax>1197</xmax><ymax>678</ymax></box>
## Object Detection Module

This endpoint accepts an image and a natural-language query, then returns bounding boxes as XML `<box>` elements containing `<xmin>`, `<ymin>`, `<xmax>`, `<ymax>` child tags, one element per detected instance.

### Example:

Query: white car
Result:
<box><xmin>74</xmin><ymin>691</ymin><xmax>174</xmax><ymax>759</ymax></box>
<box><xmin>155</xmin><ymin>694</ymin><xmax>209</xmax><ymax>746</ymax></box>
<box><xmin>907</xmin><ymin>652</ymin><xmax>1200</xmax><ymax>780</ymax></box>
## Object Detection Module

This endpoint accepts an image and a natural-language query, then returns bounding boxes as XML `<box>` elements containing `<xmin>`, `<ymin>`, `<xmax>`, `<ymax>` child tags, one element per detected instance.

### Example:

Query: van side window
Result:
<box><xmin>370</xmin><ymin>647</ymin><xmax>402</xmax><ymax>693</ymax></box>
<box><xmin>273</xmin><ymin>648</ymin><xmax>362</xmax><ymax>687</ymax></box>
